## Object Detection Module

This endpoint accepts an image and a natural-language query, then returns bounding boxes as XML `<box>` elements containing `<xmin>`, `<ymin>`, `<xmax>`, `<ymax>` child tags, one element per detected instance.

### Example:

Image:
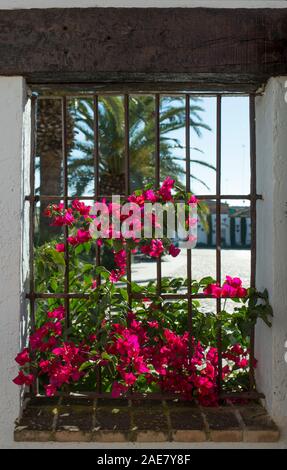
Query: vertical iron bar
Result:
<box><xmin>216</xmin><ymin>95</ymin><xmax>222</xmax><ymax>394</ymax></box>
<box><xmin>249</xmin><ymin>94</ymin><xmax>257</xmax><ymax>389</ymax></box>
<box><xmin>29</xmin><ymin>95</ymin><xmax>37</xmax><ymax>334</ymax></box>
<box><xmin>155</xmin><ymin>94</ymin><xmax>162</xmax><ymax>295</ymax></box>
<box><xmin>29</xmin><ymin>95</ymin><xmax>37</xmax><ymax>395</ymax></box>
<box><xmin>94</xmin><ymin>95</ymin><xmax>101</xmax><ymax>280</ymax></box>
<box><xmin>124</xmin><ymin>94</ymin><xmax>132</xmax><ymax>306</ymax></box>
<box><xmin>94</xmin><ymin>94</ymin><xmax>102</xmax><ymax>393</ymax></box>
<box><xmin>62</xmin><ymin>97</ymin><xmax>70</xmax><ymax>335</ymax></box>
<box><xmin>186</xmin><ymin>95</ymin><xmax>193</xmax><ymax>354</ymax></box>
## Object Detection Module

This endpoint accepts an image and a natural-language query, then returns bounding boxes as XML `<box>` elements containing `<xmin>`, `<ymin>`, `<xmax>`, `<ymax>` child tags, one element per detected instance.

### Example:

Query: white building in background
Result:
<box><xmin>197</xmin><ymin>202</ymin><xmax>251</xmax><ymax>248</ymax></box>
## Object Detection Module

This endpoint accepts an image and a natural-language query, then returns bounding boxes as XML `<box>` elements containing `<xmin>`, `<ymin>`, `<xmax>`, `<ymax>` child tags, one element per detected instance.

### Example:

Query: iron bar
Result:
<box><xmin>28</xmin><ymin>95</ymin><xmax>37</xmax><ymax>396</ymax></box>
<box><xmin>62</xmin><ymin>97</ymin><xmax>70</xmax><ymax>335</ymax></box>
<box><xmin>186</xmin><ymin>94</ymin><xmax>193</xmax><ymax>355</ymax></box>
<box><xmin>94</xmin><ymin>94</ymin><xmax>102</xmax><ymax>393</ymax></box>
<box><xmin>26</xmin><ymin>292</ymin><xmax>233</xmax><ymax>301</ymax></box>
<box><xmin>216</xmin><ymin>95</ymin><xmax>223</xmax><ymax>395</ymax></box>
<box><xmin>25</xmin><ymin>193</ymin><xmax>262</xmax><ymax>202</ymax></box>
<box><xmin>249</xmin><ymin>94</ymin><xmax>257</xmax><ymax>390</ymax></box>
<box><xmin>155</xmin><ymin>94</ymin><xmax>162</xmax><ymax>296</ymax></box>
<box><xmin>124</xmin><ymin>94</ymin><xmax>132</xmax><ymax>307</ymax></box>
<box><xmin>29</xmin><ymin>96</ymin><xmax>37</xmax><ymax>333</ymax></box>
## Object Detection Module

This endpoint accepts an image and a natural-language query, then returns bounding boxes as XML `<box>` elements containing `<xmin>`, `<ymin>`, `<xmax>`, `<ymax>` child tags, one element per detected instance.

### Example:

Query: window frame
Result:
<box><xmin>26</xmin><ymin>84</ymin><xmax>262</xmax><ymax>400</ymax></box>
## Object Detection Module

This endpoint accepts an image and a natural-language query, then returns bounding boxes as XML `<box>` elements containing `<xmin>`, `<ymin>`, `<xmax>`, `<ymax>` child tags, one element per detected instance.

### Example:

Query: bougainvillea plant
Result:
<box><xmin>14</xmin><ymin>177</ymin><xmax>273</xmax><ymax>405</ymax></box>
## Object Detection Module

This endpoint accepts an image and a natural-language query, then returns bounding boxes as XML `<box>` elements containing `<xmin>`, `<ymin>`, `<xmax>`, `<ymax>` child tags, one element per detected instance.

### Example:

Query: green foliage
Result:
<box><xmin>34</xmin><ymin>243</ymin><xmax>273</xmax><ymax>350</ymax></box>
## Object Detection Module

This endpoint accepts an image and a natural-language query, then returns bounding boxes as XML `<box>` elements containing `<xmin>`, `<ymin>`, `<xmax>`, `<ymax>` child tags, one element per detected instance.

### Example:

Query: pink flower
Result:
<box><xmin>238</xmin><ymin>358</ymin><xmax>249</xmax><ymax>368</ymax></box>
<box><xmin>15</xmin><ymin>348</ymin><xmax>31</xmax><ymax>366</ymax></box>
<box><xmin>224</xmin><ymin>276</ymin><xmax>247</xmax><ymax>297</ymax></box>
<box><xmin>52</xmin><ymin>210</ymin><xmax>75</xmax><ymax>227</ymax></box>
<box><xmin>109</xmin><ymin>270</ymin><xmax>122</xmax><ymax>283</ymax></box>
<box><xmin>230</xmin><ymin>344</ymin><xmax>244</xmax><ymax>355</ymax></box>
<box><xmin>121</xmin><ymin>372</ymin><xmax>137</xmax><ymax>386</ymax></box>
<box><xmin>169</xmin><ymin>244</ymin><xmax>181</xmax><ymax>257</ymax></box>
<box><xmin>47</xmin><ymin>306</ymin><xmax>65</xmax><ymax>320</ymax></box>
<box><xmin>140</xmin><ymin>244</ymin><xmax>151</xmax><ymax>256</ymax></box>
<box><xmin>203</xmin><ymin>283</ymin><xmax>222</xmax><ymax>298</ymax></box>
<box><xmin>159</xmin><ymin>177</ymin><xmax>175</xmax><ymax>202</ymax></box>
<box><xmin>127</xmin><ymin>193</ymin><xmax>145</xmax><ymax>206</ymax></box>
<box><xmin>114</xmin><ymin>249</ymin><xmax>127</xmax><ymax>270</ymax></box>
<box><xmin>45</xmin><ymin>384</ymin><xmax>57</xmax><ymax>397</ymax></box>
<box><xmin>111</xmin><ymin>381</ymin><xmax>127</xmax><ymax>398</ymax></box>
<box><xmin>55</xmin><ymin>243</ymin><xmax>65</xmax><ymax>253</ymax></box>
<box><xmin>39</xmin><ymin>360</ymin><xmax>50</xmax><ymax>373</ymax></box>
<box><xmin>67</xmin><ymin>236</ymin><xmax>79</xmax><ymax>246</ymax></box>
<box><xmin>91</xmin><ymin>280</ymin><xmax>98</xmax><ymax>289</ymax></box>
<box><xmin>149</xmin><ymin>239</ymin><xmax>164</xmax><ymax>258</ymax></box>
<box><xmin>147</xmin><ymin>321</ymin><xmax>159</xmax><ymax>329</ymax></box>
<box><xmin>204</xmin><ymin>276</ymin><xmax>248</xmax><ymax>299</ymax></box>
<box><xmin>13</xmin><ymin>371</ymin><xmax>34</xmax><ymax>386</ymax></box>
<box><xmin>72</xmin><ymin>200</ymin><xmax>91</xmax><ymax>217</ymax></box>
<box><xmin>76</xmin><ymin>229</ymin><xmax>91</xmax><ymax>244</ymax></box>
<box><xmin>188</xmin><ymin>195</ymin><xmax>198</xmax><ymax>205</ymax></box>
<box><xmin>144</xmin><ymin>189</ymin><xmax>158</xmax><ymax>203</ymax></box>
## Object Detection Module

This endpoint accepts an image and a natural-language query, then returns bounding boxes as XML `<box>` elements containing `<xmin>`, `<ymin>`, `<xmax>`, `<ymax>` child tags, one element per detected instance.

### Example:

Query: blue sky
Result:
<box><xmin>36</xmin><ymin>95</ymin><xmax>251</xmax><ymax>206</ymax></box>
<box><xmin>170</xmin><ymin>95</ymin><xmax>251</xmax><ymax>204</ymax></box>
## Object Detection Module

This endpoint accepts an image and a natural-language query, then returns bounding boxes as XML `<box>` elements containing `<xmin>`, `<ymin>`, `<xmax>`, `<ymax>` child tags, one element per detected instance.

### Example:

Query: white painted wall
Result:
<box><xmin>256</xmin><ymin>77</ymin><xmax>287</xmax><ymax>441</ymax></box>
<box><xmin>0</xmin><ymin>1</ymin><xmax>286</xmax><ymax>9</ymax></box>
<box><xmin>0</xmin><ymin>77</ymin><xmax>27</xmax><ymax>449</ymax></box>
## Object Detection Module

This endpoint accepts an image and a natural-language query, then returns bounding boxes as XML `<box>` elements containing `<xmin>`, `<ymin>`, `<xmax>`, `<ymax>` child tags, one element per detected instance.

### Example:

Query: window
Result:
<box><xmin>26</xmin><ymin>85</ymin><xmax>260</xmax><ymax>400</ymax></box>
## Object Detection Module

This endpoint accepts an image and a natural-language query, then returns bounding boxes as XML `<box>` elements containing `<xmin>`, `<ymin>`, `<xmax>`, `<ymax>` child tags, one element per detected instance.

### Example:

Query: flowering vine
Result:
<box><xmin>13</xmin><ymin>178</ymin><xmax>273</xmax><ymax>405</ymax></box>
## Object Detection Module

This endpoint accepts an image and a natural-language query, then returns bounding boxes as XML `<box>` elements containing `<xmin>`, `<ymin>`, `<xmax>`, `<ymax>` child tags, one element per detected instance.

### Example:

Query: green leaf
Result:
<box><xmin>79</xmin><ymin>360</ymin><xmax>95</xmax><ymax>372</ymax></box>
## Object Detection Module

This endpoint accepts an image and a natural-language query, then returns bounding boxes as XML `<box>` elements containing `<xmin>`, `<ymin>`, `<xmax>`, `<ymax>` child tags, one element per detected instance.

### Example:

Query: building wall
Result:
<box><xmin>0</xmin><ymin>77</ymin><xmax>26</xmax><ymax>449</ymax></box>
<box><xmin>256</xmin><ymin>77</ymin><xmax>287</xmax><ymax>442</ymax></box>
<box><xmin>197</xmin><ymin>214</ymin><xmax>250</xmax><ymax>248</ymax></box>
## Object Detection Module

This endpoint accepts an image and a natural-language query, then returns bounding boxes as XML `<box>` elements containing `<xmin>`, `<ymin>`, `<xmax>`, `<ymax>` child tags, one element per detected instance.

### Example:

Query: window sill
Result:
<box><xmin>14</xmin><ymin>397</ymin><xmax>280</xmax><ymax>443</ymax></box>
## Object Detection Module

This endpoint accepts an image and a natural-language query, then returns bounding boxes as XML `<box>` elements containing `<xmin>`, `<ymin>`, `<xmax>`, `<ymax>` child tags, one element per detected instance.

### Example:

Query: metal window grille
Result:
<box><xmin>25</xmin><ymin>86</ymin><xmax>262</xmax><ymax>401</ymax></box>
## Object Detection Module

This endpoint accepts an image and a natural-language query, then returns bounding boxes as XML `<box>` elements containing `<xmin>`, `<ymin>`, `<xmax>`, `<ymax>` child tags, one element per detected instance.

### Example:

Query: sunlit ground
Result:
<box><xmin>131</xmin><ymin>249</ymin><xmax>251</xmax><ymax>313</ymax></box>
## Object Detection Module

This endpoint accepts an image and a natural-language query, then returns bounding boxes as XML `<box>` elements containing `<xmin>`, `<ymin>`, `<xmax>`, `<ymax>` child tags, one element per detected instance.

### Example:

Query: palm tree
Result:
<box><xmin>36</xmin><ymin>95</ymin><xmax>214</xmax><ymax>243</ymax></box>
<box><xmin>36</xmin><ymin>99</ymin><xmax>75</xmax><ymax>243</ymax></box>
<box><xmin>68</xmin><ymin>95</ymin><xmax>214</xmax><ymax>196</ymax></box>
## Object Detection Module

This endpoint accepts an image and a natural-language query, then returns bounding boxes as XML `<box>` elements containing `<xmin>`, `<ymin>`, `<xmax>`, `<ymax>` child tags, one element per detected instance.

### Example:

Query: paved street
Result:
<box><xmin>131</xmin><ymin>248</ymin><xmax>251</xmax><ymax>286</ymax></box>
<box><xmin>131</xmin><ymin>249</ymin><xmax>250</xmax><ymax>312</ymax></box>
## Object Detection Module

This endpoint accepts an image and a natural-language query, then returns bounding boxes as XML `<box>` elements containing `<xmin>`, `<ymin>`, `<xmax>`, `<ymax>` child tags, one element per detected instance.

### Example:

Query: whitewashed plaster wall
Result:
<box><xmin>256</xmin><ymin>77</ymin><xmax>287</xmax><ymax>442</ymax></box>
<box><xmin>0</xmin><ymin>1</ymin><xmax>287</xmax><ymax>9</ymax></box>
<box><xmin>0</xmin><ymin>77</ymin><xmax>27</xmax><ymax>449</ymax></box>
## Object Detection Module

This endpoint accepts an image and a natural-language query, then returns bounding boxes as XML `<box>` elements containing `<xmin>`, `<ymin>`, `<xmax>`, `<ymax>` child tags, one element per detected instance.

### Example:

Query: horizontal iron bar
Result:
<box><xmin>25</xmin><ymin>194</ymin><xmax>263</xmax><ymax>202</ymax></box>
<box><xmin>26</xmin><ymin>292</ymin><xmax>242</xmax><ymax>301</ymax></box>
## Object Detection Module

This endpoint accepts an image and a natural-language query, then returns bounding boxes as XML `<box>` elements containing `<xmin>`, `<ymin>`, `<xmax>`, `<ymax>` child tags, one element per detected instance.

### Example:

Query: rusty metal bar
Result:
<box><xmin>155</xmin><ymin>94</ymin><xmax>162</xmax><ymax>295</ymax></box>
<box><xmin>62</xmin><ymin>97</ymin><xmax>70</xmax><ymax>335</ymax></box>
<box><xmin>93</xmin><ymin>94</ymin><xmax>102</xmax><ymax>393</ymax></box>
<box><xmin>29</xmin><ymin>96</ymin><xmax>37</xmax><ymax>334</ymax></box>
<box><xmin>28</xmin><ymin>95</ymin><xmax>37</xmax><ymax>396</ymax></box>
<box><xmin>124</xmin><ymin>94</ymin><xmax>132</xmax><ymax>306</ymax></box>
<box><xmin>25</xmin><ymin>193</ymin><xmax>262</xmax><ymax>202</ymax></box>
<box><xmin>26</xmin><ymin>291</ymin><xmax>227</xmax><ymax>300</ymax></box>
<box><xmin>249</xmin><ymin>93</ymin><xmax>257</xmax><ymax>390</ymax></box>
<box><xmin>186</xmin><ymin>94</ymin><xmax>193</xmax><ymax>354</ymax></box>
<box><xmin>94</xmin><ymin>95</ymin><xmax>101</xmax><ymax>282</ymax></box>
<box><xmin>216</xmin><ymin>95</ymin><xmax>223</xmax><ymax>395</ymax></box>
